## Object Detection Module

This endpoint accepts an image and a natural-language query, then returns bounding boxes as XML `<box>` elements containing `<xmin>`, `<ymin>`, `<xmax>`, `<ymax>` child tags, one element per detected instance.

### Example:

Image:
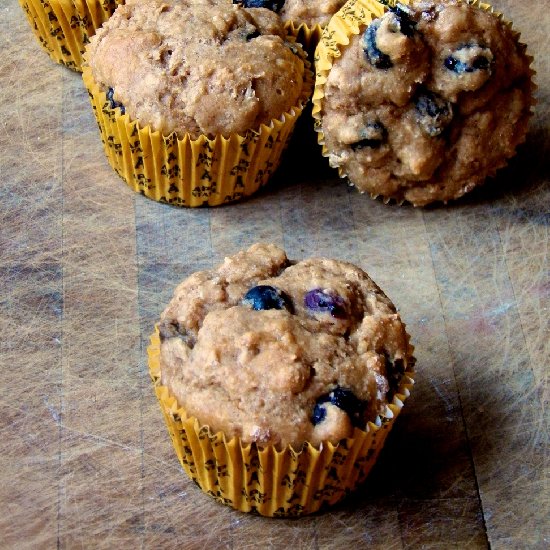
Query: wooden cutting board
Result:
<box><xmin>1</xmin><ymin>0</ymin><xmax>548</xmax><ymax>547</ymax></box>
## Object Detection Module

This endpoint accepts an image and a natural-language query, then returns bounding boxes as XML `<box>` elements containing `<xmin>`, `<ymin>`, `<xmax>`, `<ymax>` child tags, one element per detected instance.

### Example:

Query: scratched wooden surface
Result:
<box><xmin>1</xmin><ymin>0</ymin><xmax>548</xmax><ymax>547</ymax></box>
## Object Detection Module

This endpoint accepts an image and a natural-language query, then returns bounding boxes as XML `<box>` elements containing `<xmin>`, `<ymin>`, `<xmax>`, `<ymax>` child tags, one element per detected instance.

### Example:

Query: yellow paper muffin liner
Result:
<box><xmin>284</xmin><ymin>21</ymin><xmax>324</xmax><ymax>59</ymax></box>
<box><xmin>147</xmin><ymin>327</ymin><xmax>415</xmax><ymax>517</ymax></box>
<box><xmin>18</xmin><ymin>0</ymin><xmax>123</xmax><ymax>72</ymax></box>
<box><xmin>82</xmin><ymin>57</ymin><xmax>313</xmax><ymax>207</ymax></box>
<box><xmin>311</xmin><ymin>0</ymin><xmax>535</xmax><ymax>204</ymax></box>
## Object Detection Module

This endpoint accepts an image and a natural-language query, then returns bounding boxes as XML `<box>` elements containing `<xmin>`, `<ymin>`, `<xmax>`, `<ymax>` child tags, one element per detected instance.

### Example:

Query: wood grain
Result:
<box><xmin>1</xmin><ymin>0</ymin><xmax>548</xmax><ymax>548</ymax></box>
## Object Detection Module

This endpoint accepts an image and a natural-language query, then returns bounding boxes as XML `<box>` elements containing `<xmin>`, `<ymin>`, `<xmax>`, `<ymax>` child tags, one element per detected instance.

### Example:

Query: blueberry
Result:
<box><xmin>304</xmin><ymin>289</ymin><xmax>346</xmax><ymax>318</ymax></box>
<box><xmin>414</xmin><ymin>89</ymin><xmax>453</xmax><ymax>137</ymax></box>
<box><xmin>234</xmin><ymin>0</ymin><xmax>285</xmax><ymax>12</ymax></box>
<box><xmin>350</xmin><ymin>121</ymin><xmax>387</xmax><ymax>151</ymax></box>
<box><xmin>311</xmin><ymin>402</ymin><xmax>327</xmax><ymax>425</ymax></box>
<box><xmin>311</xmin><ymin>387</ymin><xmax>366</xmax><ymax>427</ymax></box>
<box><xmin>444</xmin><ymin>44</ymin><xmax>492</xmax><ymax>74</ymax></box>
<box><xmin>242</xmin><ymin>285</ymin><xmax>293</xmax><ymax>312</ymax></box>
<box><xmin>363</xmin><ymin>5</ymin><xmax>417</xmax><ymax>70</ymax></box>
<box><xmin>388</xmin><ymin>4</ymin><xmax>417</xmax><ymax>38</ymax></box>
<box><xmin>363</xmin><ymin>20</ymin><xmax>392</xmax><ymax>70</ymax></box>
<box><xmin>106</xmin><ymin>87</ymin><xmax>125</xmax><ymax>114</ymax></box>
<box><xmin>245</xmin><ymin>29</ymin><xmax>261</xmax><ymax>41</ymax></box>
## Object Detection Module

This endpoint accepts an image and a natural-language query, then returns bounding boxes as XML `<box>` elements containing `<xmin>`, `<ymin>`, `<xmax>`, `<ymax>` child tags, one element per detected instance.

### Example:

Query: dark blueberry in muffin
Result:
<box><xmin>363</xmin><ymin>20</ymin><xmax>393</xmax><ymax>70</ymax></box>
<box><xmin>351</xmin><ymin>121</ymin><xmax>387</xmax><ymax>150</ymax></box>
<box><xmin>245</xmin><ymin>28</ymin><xmax>261</xmax><ymax>41</ymax></box>
<box><xmin>414</xmin><ymin>89</ymin><xmax>453</xmax><ymax>137</ymax></box>
<box><xmin>242</xmin><ymin>285</ymin><xmax>293</xmax><ymax>312</ymax></box>
<box><xmin>106</xmin><ymin>87</ymin><xmax>125</xmax><ymax>114</ymax></box>
<box><xmin>312</xmin><ymin>387</ymin><xmax>366</xmax><ymax>427</ymax></box>
<box><xmin>235</xmin><ymin>0</ymin><xmax>285</xmax><ymax>12</ymax></box>
<box><xmin>311</xmin><ymin>401</ymin><xmax>327</xmax><ymax>425</ymax></box>
<box><xmin>388</xmin><ymin>4</ymin><xmax>417</xmax><ymax>38</ymax></box>
<box><xmin>304</xmin><ymin>289</ymin><xmax>347</xmax><ymax>318</ymax></box>
<box><xmin>444</xmin><ymin>44</ymin><xmax>492</xmax><ymax>74</ymax></box>
<box><xmin>363</xmin><ymin>5</ymin><xmax>418</xmax><ymax>69</ymax></box>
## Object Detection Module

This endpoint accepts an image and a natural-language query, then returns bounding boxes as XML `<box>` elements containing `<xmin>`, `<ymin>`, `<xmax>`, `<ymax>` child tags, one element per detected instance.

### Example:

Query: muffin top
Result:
<box><xmin>319</xmin><ymin>0</ymin><xmax>534</xmax><ymax>206</ymax></box>
<box><xmin>280</xmin><ymin>0</ymin><xmax>348</xmax><ymax>27</ymax></box>
<box><xmin>237</xmin><ymin>0</ymin><xmax>348</xmax><ymax>28</ymax></box>
<box><xmin>85</xmin><ymin>0</ymin><xmax>306</xmax><ymax>138</ymax></box>
<box><xmin>159</xmin><ymin>243</ymin><xmax>414</xmax><ymax>450</ymax></box>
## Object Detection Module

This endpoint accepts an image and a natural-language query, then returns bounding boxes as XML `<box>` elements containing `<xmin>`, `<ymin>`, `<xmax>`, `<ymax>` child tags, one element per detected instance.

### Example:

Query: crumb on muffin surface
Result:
<box><xmin>159</xmin><ymin>243</ymin><xmax>415</xmax><ymax>450</ymax></box>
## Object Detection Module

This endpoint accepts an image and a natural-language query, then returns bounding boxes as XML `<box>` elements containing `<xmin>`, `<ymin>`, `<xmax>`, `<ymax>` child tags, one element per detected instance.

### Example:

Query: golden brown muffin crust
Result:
<box><xmin>280</xmin><ymin>0</ymin><xmax>348</xmax><ymax>27</ymax></box>
<box><xmin>85</xmin><ymin>0</ymin><xmax>305</xmax><ymax>138</ymax></box>
<box><xmin>159</xmin><ymin>243</ymin><xmax>414</xmax><ymax>450</ymax></box>
<box><xmin>320</xmin><ymin>0</ymin><xmax>533</xmax><ymax>205</ymax></box>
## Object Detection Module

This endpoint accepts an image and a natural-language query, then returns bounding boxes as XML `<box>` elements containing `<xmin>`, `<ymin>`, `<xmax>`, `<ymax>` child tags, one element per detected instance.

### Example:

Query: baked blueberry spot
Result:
<box><xmin>106</xmin><ymin>87</ymin><xmax>125</xmax><ymax>114</ymax></box>
<box><xmin>242</xmin><ymin>285</ymin><xmax>293</xmax><ymax>312</ymax></box>
<box><xmin>414</xmin><ymin>89</ymin><xmax>453</xmax><ymax>137</ymax></box>
<box><xmin>304</xmin><ymin>289</ymin><xmax>346</xmax><ymax>318</ymax></box>
<box><xmin>350</xmin><ymin>121</ymin><xmax>387</xmax><ymax>151</ymax></box>
<box><xmin>235</xmin><ymin>0</ymin><xmax>285</xmax><ymax>12</ymax></box>
<box><xmin>312</xmin><ymin>387</ymin><xmax>366</xmax><ymax>427</ymax></box>
<box><xmin>311</xmin><ymin>402</ymin><xmax>327</xmax><ymax>425</ymax></box>
<box><xmin>444</xmin><ymin>44</ymin><xmax>492</xmax><ymax>74</ymax></box>
<box><xmin>245</xmin><ymin>29</ymin><xmax>261</xmax><ymax>41</ymax></box>
<box><xmin>388</xmin><ymin>4</ymin><xmax>417</xmax><ymax>37</ymax></box>
<box><xmin>363</xmin><ymin>5</ymin><xmax>417</xmax><ymax>69</ymax></box>
<box><xmin>363</xmin><ymin>20</ymin><xmax>393</xmax><ymax>70</ymax></box>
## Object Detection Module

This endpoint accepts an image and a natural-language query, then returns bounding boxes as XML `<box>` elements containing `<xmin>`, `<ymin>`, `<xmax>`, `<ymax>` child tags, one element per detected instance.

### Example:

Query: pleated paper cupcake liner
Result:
<box><xmin>284</xmin><ymin>21</ymin><xmax>324</xmax><ymax>59</ymax></box>
<box><xmin>311</xmin><ymin>0</ymin><xmax>536</xmax><ymax>205</ymax></box>
<box><xmin>148</xmin><ymin>327</ymin><xmax>415</xmax><ymax>517</ymax></box>
<box><xmin>82</xmin><ymin>57</ymin><xmax>313</xmax><ymax>207</ymax></box>
<box><xmin>18</xmin><ymin>0</ymin><xmax>122</xmax><ymax>72</ymax></box>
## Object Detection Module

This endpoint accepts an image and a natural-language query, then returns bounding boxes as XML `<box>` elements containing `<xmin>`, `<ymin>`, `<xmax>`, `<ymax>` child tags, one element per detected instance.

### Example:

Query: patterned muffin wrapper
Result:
<box><xmin>18</xmin><ymin>0</ymin><xmax>122</xmax><ymax>72</ymax></box>
<box><xmin>147</xmin><ymin>327</ymin><xmax>415</xmax><ymax>517</ymax></box>
<box><xmin>82</xmin><ymin>55</ymin><xmax>313</xmax><ymax>207</ymax></box>
<box><xmin>284</xmin><ymin>21</ymin><xmax>324</xmax><ymax>60</ymax></box>
<box><xmin>311</xmin><ymin>0</ymin><xmax>534</xmax><ymax>204</ymax></box>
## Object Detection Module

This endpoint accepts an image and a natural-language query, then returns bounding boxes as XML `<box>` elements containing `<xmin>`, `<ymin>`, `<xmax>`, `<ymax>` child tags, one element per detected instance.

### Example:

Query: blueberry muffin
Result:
<box><xmin>86</xmin><ymin>0</ymin><xmax>306</xmax><ymax>138</ymax></box>
<box><xmin>82</xmin><ymin>0</ymin><xmax>312</xmax><ymax>206</ymax></box>
<box><xmin>313</xmin><ymin>0</ymin><xmax>535</xmax><ymax>206</ymax></box>
<box><xmin>158</xmin><ymin>243</ymin><xmax>414</xmax><ymax>449</ymax></box>
<box><xmin>149</xmin><ymin>243</ymin><xmax>415</xmax><ymax>515</ymax></box>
